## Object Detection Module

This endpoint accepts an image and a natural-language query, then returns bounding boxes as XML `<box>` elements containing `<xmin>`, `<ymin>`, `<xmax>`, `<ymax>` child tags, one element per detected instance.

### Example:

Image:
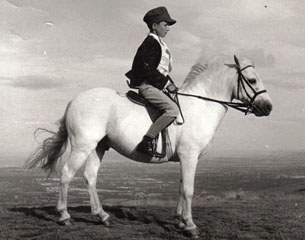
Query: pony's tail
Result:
<box><xmin>26</xmin><ymin>103</ymin><xmax>70</xmax><ymax>177</ymax></box>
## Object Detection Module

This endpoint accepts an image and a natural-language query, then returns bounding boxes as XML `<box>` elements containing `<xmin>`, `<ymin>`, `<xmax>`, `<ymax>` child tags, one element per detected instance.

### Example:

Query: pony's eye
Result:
<box><xmin>248</xmin><ymin>78</ymin><xmax>257</xmax><ymax>84</ymax></box>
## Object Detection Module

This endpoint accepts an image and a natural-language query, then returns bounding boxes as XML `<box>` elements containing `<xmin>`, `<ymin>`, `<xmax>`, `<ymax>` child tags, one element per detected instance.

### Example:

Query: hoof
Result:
<box><xmin>60</xmin><ymin>218</ymin><xmax>72</xmax><ymax>226</ymax></box>
<box><xmin>102</xmin><ymin>219</ymin><xmax>110</xmax><ymax>227</ymax></box>
<box><xmin>177</xmin><ymin>221</ymin><xmax>186</xmax><ymax>229</ymax></box>
<box><xmin>97</xmin><ymin>214</ymin><xmax>110</xmax><ymax>227</ymax></box>
<box><xmin>184</xmin><ymin>227</ymin><xmax>200</xmax><ymax>239</ymax></box>
<box><xmin>176</xmin><ymin>215</ymin><xmax>186</xmax><ymax>229</ymax></box>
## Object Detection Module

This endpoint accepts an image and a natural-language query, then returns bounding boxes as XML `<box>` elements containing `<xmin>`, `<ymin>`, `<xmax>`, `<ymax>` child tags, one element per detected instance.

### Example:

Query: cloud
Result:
<box><xmin>0</xmin><ymin>76</ymin><xmax>14</xmax><ymax>81</ymax></box>
<box><xmin>6</xmin><ymin>0</ymin><xmax>25</xmax><ymax>8</ymax></box>
<box><xmin>5</xmin><ymin>75</ymin><xmax>64</xmax><ymax>90</ymax></box>
<box><xmin>6</xmin><ymin>0</ymin><xmax>49</xmax><ymax>14</ymax></box>
<box><xmin>1</xmin><ymin>0</ymin><xmax>49</xmax><ymax>36</ymax></box>
<box><xmin>190</xmin><ymin>1</ymin><xmax>304</xmax><ymax>64</ymax></box>
<box><xmin>172</xmin><ymin>30</ymin><xmax>202</xmax><ymax>50</ymax></box>
<box><xmin>268</xmin><ymin>71</ymin><xmax>305</xmax><ymax>90</ymax></box>
<box><xmin>237</xmin><ymin>48</ymin><xmax>275</xmax><ymax>67</ymax></box>
<box><xmin>9</xmin><ymin>29</ymin><xmax>28</xmax><ymax>40</ymax></box>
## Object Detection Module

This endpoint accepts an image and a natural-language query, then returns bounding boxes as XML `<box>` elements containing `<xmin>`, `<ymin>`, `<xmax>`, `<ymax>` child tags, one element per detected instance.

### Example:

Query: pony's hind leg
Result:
<box><xmin>83</xmin><ymin>141</ymin><xmax>110</xmax><ymax>226</ymax></box>
<box><xmin>57</xmin><ymin>145</ymin><xmax>95</xmax><ymax>225</ymax></box>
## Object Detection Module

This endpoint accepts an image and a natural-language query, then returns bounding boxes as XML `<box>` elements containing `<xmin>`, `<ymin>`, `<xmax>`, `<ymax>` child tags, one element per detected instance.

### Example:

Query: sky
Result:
<box><xmin>0</xmin><ymin>0</ymin><xmax>304</xmax><ymax>166</ymax></box>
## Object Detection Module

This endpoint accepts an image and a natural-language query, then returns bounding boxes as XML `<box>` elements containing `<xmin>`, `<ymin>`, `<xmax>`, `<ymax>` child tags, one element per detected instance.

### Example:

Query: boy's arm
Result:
<box><xmin>140</xmin><ymin>38</ymin><xmax>169</xmax><ymax>89</ymax></box>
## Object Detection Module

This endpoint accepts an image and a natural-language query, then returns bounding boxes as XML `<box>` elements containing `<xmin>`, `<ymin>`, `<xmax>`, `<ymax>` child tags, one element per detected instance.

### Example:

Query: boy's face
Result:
<box><xmin>152</xmin><ymin>21</ymin><xmax>170</xmax><ymax>38</ymax></box>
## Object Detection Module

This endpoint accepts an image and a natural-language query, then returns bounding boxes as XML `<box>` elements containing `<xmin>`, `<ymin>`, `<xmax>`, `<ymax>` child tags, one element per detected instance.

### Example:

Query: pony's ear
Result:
<box><xmin>224</xmin><ymin>63</ymin><xmax>238</xmax><ymax>69</ymax></box>
<box><xmin>234</xmin><ymin>55</ymin><xmax>240</xmax><ymax>67</ymax></box>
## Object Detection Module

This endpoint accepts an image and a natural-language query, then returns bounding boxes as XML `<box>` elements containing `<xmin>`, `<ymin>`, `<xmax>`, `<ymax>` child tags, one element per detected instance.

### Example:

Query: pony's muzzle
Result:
<box><xmin>253</xmin><ymin>100</ymin><xmax>272</xmax><ymax>116</ymax></box>
<box><xmin>264</xmin><ymin>101</ymin><xmax>273</xmax><ymax>115</ymax></box>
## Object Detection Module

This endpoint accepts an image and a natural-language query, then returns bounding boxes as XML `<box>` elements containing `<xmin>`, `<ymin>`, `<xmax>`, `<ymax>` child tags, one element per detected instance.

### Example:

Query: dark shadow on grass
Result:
<box><xmin>9</xmin><ymin>205</ymin><xmax>178</xmax><ymax>232</ymax></box>
<box><xmin>102</xmin><ymin>205</ymin><xmax>178</xmax><ymax>232</ymax></box>
<box><xmin>9</xmin><ymin>206</ymin><xmax>57</xmax><ymax>223</ymax></box>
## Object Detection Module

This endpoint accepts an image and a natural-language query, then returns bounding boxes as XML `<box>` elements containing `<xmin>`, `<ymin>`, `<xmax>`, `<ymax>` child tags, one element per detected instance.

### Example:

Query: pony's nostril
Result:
<box><xmin>265</xmin><ymin>102</ymin><xmax>272</xmax><ymax>112</ymax></box>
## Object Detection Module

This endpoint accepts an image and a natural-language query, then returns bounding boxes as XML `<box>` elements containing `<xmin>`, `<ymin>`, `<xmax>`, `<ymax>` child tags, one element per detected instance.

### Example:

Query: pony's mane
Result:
<box><xmin>183</xmin><ymin>55</ymin><xmax>229</xmax><ymax>88</ymax></box>
<box><xmin>184</xmin><ymin>63</ymin><xmax>208</xmax><ymax>83</ymax></box>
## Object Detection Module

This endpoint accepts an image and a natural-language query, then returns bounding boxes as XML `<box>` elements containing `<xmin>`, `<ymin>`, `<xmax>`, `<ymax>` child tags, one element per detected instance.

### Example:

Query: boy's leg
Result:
<box><xmin>145</xmin><ymin>115</ymin><xmax>175</xmax><ymax>139</ymax></box>
<box><xmin>139</xmin><ymin>84</ymin><xmax>179</xmax><ymax>136</ymax></box>
<box><xmin>137</xmin><ymin>84</ymin><xmax>179</xmax><ymax>155</ymax></box>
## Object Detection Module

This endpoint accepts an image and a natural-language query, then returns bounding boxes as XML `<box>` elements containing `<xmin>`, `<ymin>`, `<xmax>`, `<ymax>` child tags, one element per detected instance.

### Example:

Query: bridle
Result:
<box><xmin>173</xmin><ymin>56</ymin><xmax>267</xmax><ymax>123</ymax></box>
<box><xmin>235</xmin><ymin>56</ymin><xmax>267</xmax><ymax>114</ymax></box>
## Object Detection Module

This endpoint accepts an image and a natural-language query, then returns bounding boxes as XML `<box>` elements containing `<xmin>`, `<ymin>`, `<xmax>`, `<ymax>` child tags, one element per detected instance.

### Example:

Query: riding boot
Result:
<box><xmin>136</xmin><ymin>135</ymin><xmax>154</xmax><ymax>156</ymax></box>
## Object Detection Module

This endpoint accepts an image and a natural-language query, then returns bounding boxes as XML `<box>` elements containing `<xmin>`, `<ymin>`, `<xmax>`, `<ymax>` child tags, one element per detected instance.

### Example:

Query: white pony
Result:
<box><xmin>27</xmin><ymin>55</ymin><xmax>272</xmax><ymax>238</ymax></box>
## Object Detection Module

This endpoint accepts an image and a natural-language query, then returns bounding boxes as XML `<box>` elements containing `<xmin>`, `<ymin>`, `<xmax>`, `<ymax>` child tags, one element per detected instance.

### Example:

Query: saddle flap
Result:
<box><xmin>126</xmin><ymin>91</ymin><xmax>146</xmax><ymax>106</ymax></box>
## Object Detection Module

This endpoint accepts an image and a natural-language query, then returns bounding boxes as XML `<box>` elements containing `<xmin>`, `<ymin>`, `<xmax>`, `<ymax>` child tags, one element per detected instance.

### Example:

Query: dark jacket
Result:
<box><xmin>125</xmin><ymin>36</ymin><xmax>169</xmax><ymax>90</ymax></box>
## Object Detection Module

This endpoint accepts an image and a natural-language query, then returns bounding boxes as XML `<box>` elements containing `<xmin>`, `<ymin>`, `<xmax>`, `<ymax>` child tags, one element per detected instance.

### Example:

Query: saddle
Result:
<box><xmin>126</xmin><ymin>90</ymin><xmax>174</xmax><ymax>161</ymax></box>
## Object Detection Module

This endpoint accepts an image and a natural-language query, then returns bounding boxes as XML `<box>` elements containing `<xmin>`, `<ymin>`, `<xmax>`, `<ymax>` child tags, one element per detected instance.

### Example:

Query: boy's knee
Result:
<box><xmin>167</xmin><ymin>104</ymin><xmax>179</xmax><ymax>118</ymax></box>
<box><xmin>173</xmin><ymin>104</ymin><xmax>180</xmax><ymax>117</ymax></box>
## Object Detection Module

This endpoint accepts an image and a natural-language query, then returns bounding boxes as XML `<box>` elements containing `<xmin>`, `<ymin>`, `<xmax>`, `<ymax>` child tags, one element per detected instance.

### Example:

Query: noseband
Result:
<box><xmin>236</xmin><ymin>65</ymin><xmax>267</xmax><ymax>114</ymax></box>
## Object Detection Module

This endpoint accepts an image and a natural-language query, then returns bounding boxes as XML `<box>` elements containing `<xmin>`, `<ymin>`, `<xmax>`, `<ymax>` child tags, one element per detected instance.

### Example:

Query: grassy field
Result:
<box><xmin>1</xmin><ymin>151</ymin><xmax>305</xmax><ymax>239</ymax></box>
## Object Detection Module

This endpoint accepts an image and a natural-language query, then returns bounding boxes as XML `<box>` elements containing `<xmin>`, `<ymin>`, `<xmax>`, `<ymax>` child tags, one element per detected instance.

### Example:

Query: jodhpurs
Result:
<box><xmin>139</xmin><ymin>83</ymin><xmax>179</xmax><ymax>139</ymax></box>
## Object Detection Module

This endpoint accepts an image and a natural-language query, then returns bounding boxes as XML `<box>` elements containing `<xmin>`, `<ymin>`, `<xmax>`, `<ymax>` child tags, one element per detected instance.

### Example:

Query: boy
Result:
<box><xmin>125</xmin><ymin>6</ymin><xmax>179</xmax><ymax>156</ymax></box>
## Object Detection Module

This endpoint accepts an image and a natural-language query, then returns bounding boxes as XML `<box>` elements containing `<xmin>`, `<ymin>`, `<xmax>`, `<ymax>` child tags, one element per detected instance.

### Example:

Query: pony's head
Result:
<box><xmin>230</xmin><ymin>55</ymin><xmax>272</xmax><ymax>116</ymax></box>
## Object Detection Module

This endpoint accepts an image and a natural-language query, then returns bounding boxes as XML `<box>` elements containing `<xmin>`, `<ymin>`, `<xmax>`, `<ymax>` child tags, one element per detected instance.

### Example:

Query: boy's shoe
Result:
<box><xmin>136</xmin><ymin>136</ymin><xmax>154</xmax><ymax>156</ymax></box>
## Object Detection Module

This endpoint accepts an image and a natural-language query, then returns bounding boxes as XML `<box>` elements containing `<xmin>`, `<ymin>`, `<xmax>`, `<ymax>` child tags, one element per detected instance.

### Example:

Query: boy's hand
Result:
<box><xmin>166</xmin><ymin>83</ymin><xmax>178</xmax><ymax>93</ymax></box>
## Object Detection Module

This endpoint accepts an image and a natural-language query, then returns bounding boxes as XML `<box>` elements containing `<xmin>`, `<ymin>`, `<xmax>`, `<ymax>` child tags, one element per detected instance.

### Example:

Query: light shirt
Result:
<box><xmin>148</xmin><ymin>33</ymin><xmax>173</xmax><ymax>77</ymax></box>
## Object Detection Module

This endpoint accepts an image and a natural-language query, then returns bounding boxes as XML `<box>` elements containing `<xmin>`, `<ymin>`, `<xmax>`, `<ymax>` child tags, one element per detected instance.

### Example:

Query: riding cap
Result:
<box><xmin>143</xmin><ymin>6</ymin><xmax>176</xmax><ymax>26</ymax></box>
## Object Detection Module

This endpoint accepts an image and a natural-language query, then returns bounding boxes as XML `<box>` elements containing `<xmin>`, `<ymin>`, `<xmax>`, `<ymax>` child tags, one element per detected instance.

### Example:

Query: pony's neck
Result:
<box><xmin>176</xmin><ymin>61</ymin><xmax>237</xmax><ymax>139</ymax></box>
<box><xmin>180</xmin><ymin>62</ymin><xmax>236</xmax><ymax>102</ymax></box>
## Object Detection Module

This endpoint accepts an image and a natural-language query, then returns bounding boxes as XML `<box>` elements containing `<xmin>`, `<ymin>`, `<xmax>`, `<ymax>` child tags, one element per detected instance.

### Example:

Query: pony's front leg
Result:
<box><xmin>83</xmin><ymin>149</ymin><xmax>110</xmax><ymax>226</ymax></box>
<box><xmin>176</xmin><ymin>178</ymin><xmax>186</xmax><ymax>229</ymax></box>
<box><xmin>177</xmin><ymin>149</ymin><xmax>200</xmax><ymax>238</ymax></box>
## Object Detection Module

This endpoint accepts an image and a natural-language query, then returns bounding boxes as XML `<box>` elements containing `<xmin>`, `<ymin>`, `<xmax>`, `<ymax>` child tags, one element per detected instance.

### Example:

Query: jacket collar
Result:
<box><xmin>148</xmin><ymin>32</ymin><xmax>165</xmax><ymax>46</ymax></box>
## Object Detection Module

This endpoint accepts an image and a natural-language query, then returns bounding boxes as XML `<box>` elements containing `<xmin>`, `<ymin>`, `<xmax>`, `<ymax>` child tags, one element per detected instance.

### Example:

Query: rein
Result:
<box><xmin>175</xmin><ymin>92</ymin><xmax>251</xmax><ymax>114</ymax></box>
<box><xmin>173</xmin><ymin>60</ymin><xmax>267</xmax><ymax>123</ymax></box>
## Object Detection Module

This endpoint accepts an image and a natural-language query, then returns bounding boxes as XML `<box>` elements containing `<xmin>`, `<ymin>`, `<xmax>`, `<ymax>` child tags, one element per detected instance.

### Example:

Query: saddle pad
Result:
<box><xmin>126</xmin><ymin>91</ymin><xmax>146</xmax><ymax>106</ymax></box>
